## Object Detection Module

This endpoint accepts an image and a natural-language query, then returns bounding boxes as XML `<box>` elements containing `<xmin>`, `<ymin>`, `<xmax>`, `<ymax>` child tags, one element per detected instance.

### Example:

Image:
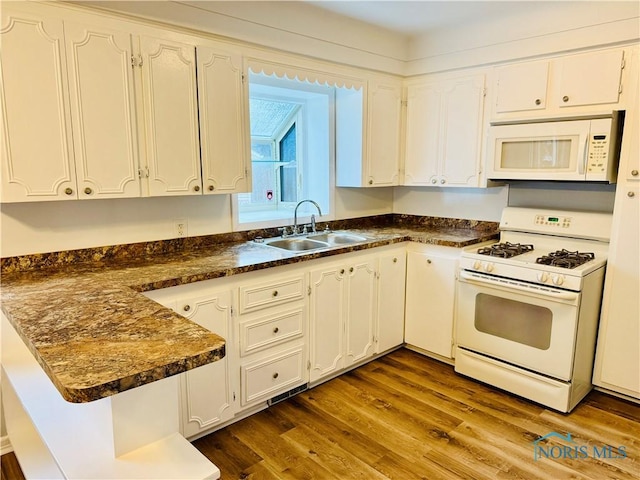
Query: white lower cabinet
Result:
<box><xmin>404</xmin><ymin>244</ymin><xmax>460</xmax><ymax>359</ymax></box>
<box><xmin>143</xmin><ymin>285</ymin><xmax>237</xmax><ymax>438</ymax></box>
<box><xmin>376</xmin><ymin>249</ymin><xmax>407</xmax><ymax>353</ymax></box>
<box><xmin>309</xmin><ymin>254</ymin><xmax>378</xmax><ymax>382</ymax></box>
<box><xmin>236</xmin><ymin>273</ymin><xmax>308</xmax><ymax>407</ymax></box>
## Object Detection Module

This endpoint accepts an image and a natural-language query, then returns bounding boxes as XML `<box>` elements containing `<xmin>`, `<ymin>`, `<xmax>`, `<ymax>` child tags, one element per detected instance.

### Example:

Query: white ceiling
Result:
<box><xmin>305</xmin><ymin>0</ymin><xmax>546</xmax><ymax>36</ymax></box>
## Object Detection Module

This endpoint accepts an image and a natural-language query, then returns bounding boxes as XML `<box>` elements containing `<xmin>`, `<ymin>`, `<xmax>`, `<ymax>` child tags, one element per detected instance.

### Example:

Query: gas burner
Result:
<box><xmin>477</xmin><ymin>242</ymin><xmax>535</xmax><ymax>258</ymax></box>
<box><xmin>535</xmin><ymin>249</ymin><xmax>595</xmax><ymax>269</ymax></box>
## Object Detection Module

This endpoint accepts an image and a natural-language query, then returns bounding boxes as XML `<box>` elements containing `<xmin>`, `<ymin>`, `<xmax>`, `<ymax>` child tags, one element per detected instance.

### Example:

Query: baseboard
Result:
<box><xmin>0</xmin><ymin>435</ymin><xmax>13</xmax><ymax>455</ymax></box>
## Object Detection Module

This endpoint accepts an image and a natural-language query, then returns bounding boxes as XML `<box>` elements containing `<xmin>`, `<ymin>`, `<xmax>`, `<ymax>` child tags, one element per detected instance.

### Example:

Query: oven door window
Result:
<box><xmin>475</xmin><ymin>294</ymin><xmax>552</xmax><ymax>350</ymax></box>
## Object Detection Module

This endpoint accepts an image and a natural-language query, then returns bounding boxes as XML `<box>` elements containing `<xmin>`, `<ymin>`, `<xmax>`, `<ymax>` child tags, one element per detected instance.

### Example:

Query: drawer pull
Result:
<box><xmin>393</xmin><ymin>257</ymin><xmax>398</xmax><ymax>263</ymax></box>
<box><xmin>535</xmin><ymin>98</ymin><xmax>541</xmax><ymax>105</ymax></box>
<box><xmin>272</xmin><ymin>372</ymin><xmax>279</xmax><ymax>379</ymax></box>
<box><xmin>340</xmin><ymin>269</ymin><xmax>345</xmax><ymax>275</ymax></box>
<box><xmin>273</xmin><ymin>327</ymin><xmax>279</xmax><ymax>334</ymax></box>
<box><xmin>183</xmin><ymin>305</ymin><xmax>191</xmax><ymax>312</ymax></box>
<box><xmin>632</xmin><ymin>170</ymin><xmax>639</xmax><ymax>176</ymax></box>
<box><xmin>349</xmin><ymin>267</ymin><xmax>354</xmax><ymax>273</ymax></box>
<box><xmin>562</xmin><ymin>95</ymin><xmax>569</xmax><ymax>103</ymax></box>
<box><xmin>193</xmin><ymin>185</ymin><xmax>200</xmax><ymax>192</ymax></box>
<box><xmin>84</xmin><ymin>187</ymin><xmax>92</xmax><ymax>195</ymax></box>
<box><xmin>628</xmin><ymin>191</ymin><xmax>636</xmax><ymax>198</ymax></box>
<box><xmin>64</xmin><ymin>187</ymin><xmax>74</xmax><ymax>196</ymax></box>
<box><xmin>272</xmin><ymin>290</ymin><xmax>278</xmax><ymax>297</ymax></box>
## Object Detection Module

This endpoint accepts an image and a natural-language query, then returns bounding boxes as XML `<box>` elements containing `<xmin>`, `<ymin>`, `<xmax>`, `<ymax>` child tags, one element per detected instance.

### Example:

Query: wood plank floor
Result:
<box><xmin>193</xmin><ymin>349</ymin><xmax>640</xmax><ymax>480</ymax></box>
<box><xmin>2</xmin><ymin>348</ymin><xmax>639</xmax><ymax>479</ymax></box>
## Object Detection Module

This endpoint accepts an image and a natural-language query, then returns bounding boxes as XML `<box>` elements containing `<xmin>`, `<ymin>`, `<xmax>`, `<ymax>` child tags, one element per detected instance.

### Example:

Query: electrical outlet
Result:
<box><xmin>175</xmin><ymin>219</ymin><xmax>187</xmax><ymax>238</ymax></box>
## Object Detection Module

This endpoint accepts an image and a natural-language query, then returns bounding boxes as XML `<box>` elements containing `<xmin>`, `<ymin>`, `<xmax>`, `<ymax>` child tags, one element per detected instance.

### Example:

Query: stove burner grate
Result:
<box><xmin>536</xmin><ymin>249</ymin><xmax>595</xmax><ymax>269</ymax></box>
<box><xmin>477</xmin><ymin>242</ymin><xmax>535</xmax><ymax>258</ymax></box>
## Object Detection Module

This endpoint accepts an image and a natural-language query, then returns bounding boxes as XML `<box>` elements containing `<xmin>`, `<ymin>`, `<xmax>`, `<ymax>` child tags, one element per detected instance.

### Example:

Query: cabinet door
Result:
<box><xmin>556</xmin><ymin>49</ymin><xmax>623</xmax><ymax>108</ymax></box>
<box><xmin>309</xmin><ymin>266</ymin><xmax>344</xmax><ymax>382</ymax></box>
<box><xmin>494</xmin><ymin>61</ymin><xmax>549</xmax><ymax>114</ymax></box>
<box><xmin>404</xmin><ymin>250</ymin><xmax>458</xmax><ymax>358</ymax></box>
<box><xmin>344</xmin><ymin>260</ymin><xmax>377</xmax><ymax>366</ymax></box>
<box><xmin>439</xmin><ymin>75</ymin><xmax>485</xmax><ymax>187</ymax></box>
<box><xmin>65</xmin><ymin>22</ymin><xmax>141</xmax><ymax>199</ymax></box>
<box><xmin>197</xmin><ymin>46</ymin><xmax>250</xmax><ymax>194</ymax></box>
<box><xmin>404</xmin><ymin>83</ymin><xmax>440</xmax><ymax>185</ymax></box>
<box><xmin>176</xmin><ymin>291</ymin><xmax>236</xmax><ymax>437</ymax></box>
<box><xmin>140</xmin><ymin>36</ymin><xmax>202</xmax><ymax>197</ymax></box>
<box><xmin>376</xmin><ymin>251</ymin><xmax>406</xmax><ymax>353</ymax></box>
<box><xmin>366</xmin><ymin>80</ymin><xmax>401</xmax><ymax>186</ymax></box>
<box><xmin>1</xmin><ymin>11</ymin><xmax>77</xmax><ymax>202</ymax></box>
<box><xmin>593</xmin><ymin>185</ymin><xmax>639</xmax><ymax>398</ymax></box>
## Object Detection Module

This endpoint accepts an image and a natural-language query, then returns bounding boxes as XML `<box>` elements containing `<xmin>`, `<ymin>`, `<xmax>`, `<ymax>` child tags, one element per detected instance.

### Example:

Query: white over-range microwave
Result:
<box><xmin>486</xmin><ymin>111</ymin><xmax>624</xmax><ymax>183</ymax></box>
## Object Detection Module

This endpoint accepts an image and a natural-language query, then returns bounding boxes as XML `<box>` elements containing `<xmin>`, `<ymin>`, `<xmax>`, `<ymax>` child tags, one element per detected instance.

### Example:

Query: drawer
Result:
<box><xmin>239</xmin><ymin>275</ymin><xmax>305</xmax><ymax>313</ymax></box>
<box><xmin>240</xmin><ymin>308</ymin><xmax>305</xmax><ymax>357</ymax></box>
<box><xmin>241</xmin><ymin>347</ymin><xmax>305</xmax><ymax>405</ymax></box>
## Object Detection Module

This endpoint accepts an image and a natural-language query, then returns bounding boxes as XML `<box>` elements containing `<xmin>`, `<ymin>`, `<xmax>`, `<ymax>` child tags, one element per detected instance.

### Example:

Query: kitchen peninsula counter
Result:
<box><xmin>1</xmin><ymin>215</ymin><xmax>498</xmax><ymax>404</ymax></box>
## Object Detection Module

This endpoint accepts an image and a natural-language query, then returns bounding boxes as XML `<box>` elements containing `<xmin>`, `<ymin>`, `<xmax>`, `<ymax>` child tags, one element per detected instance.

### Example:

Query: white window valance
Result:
<box><xmin>248</xmin><ymin>59</ymin><xmax>365</xmax><ymax>91</ymax></box>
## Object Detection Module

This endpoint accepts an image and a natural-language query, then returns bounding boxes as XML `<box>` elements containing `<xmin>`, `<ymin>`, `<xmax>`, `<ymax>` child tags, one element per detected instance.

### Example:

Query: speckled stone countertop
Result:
<box><xmin>0</xmin><ymin>214</ymin><xmax>498</xmax><ymax>404</ymax></box>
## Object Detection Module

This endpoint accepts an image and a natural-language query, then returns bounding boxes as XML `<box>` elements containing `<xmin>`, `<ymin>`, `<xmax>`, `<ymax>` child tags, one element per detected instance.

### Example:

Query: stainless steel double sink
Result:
<box><xmin>257</xmin><ymin>231</ymin><xmax>371</xmax><ymax>253</ymax></box>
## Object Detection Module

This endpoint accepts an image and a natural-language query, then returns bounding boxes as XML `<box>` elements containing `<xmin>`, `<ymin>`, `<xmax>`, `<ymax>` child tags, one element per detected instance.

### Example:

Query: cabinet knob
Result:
<box><xmin>368</xmin><ymin>179</ymin><xmax>373</xmax><ymax>185</ymax></box>
<box><xmin>272</xmin><ymin>290</ymin><xmax>278</xmax><ymax>297</ymax></box>
<box><xmin>440</xmin><ymin>179</ymin><xmax>446</xmax><ymax>184</ymax></box>
<box><xmin>562</xmin><ymin>95</ymin><xmax>569</xmax><ymax>103</ymax></box>
<box><xmin>84</xmin><ymin>187</ymin><xmax>92</xmax><ymax>195</ymax></box>
<box><xmin>628</xmin><ymin>191</ymin><xmax>636</xmax><ymax>198</ymax></box>
<box><xmin>393</xmin><ymin>257</ymin><xmax>398</xmax><ymax>263</ymax></box>
<box><xmin>208</xmin><ymin>185</ymin><xmax>214</xmax><ymax>191</ymax></box>
<box><xmin>431</xmin><ymin>179</ymin><xmax>437</xmax><ymax>184</ymax></box>
<box><xmin>193</xmin><ymin>185</ymin><xmax>200</xmax><ymax>192</ymax></box>
<box><xmin>427</xmin><ymin>259</ymin><xmax>432</xmax><ymax>264</ymax></box>
<box><xmin>273</xmin><ymin>327</ymin><xmax>279</xmax><ymax>334</ymax></box>
<box><xmin>349</xmin><ymin>267</ymin><xmax>354</xmax><ymax>273</ymax></box>
<box><xmin>535</xmin><ymin>98</ymin><xmax>541</xmax><ymax>105</ymax></box>
<box><xmin>183</xmin><ymin>305</ymin><xmax>191</xmax><ymax>312</ymax></box>
<box><xmin>272</xmin><ymin>372</ymin><xmax>279</xmax><ymax>379</ymax></box>
<box><xmin>340</xmin><ymin>269</ymin><xmax>345</xmax><ymax>275</ymax></box>
<box><xmin>64</xmin><ymin>187</ymin><xmax>74</xmax><ymax>196</ymax></box>
<box><xmin>631</xmin><ymin>170</ymin><xmax>639</xmax><ymax>177</ymax></box>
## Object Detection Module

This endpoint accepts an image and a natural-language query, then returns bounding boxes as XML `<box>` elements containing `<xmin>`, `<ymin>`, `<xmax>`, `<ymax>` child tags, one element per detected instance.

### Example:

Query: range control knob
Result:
<box><xmin>473</xmin><ymin>261</ymin><xmax>482</xmax><ymax>271</ymax></box>
<box><xmin>537</xmin><ymin>272</ymin><xmax>550</xmax><ymax>283</ymax></box>
<box><xmin>552</xmin><ymin>274</ymin><xmax>565</xmax><ymax>286</ymax></box>
<box><xmin>484</xmin><ymin>263</ymin><xmax>494</xmax><ymax>273</ymax></box>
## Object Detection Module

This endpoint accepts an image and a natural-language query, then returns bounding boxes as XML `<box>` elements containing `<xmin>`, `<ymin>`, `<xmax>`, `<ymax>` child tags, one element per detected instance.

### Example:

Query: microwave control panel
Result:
<box><xmin>587</xmin><ymin>133</ymin><xmax>611</xmax><ymax>173</ymax></box>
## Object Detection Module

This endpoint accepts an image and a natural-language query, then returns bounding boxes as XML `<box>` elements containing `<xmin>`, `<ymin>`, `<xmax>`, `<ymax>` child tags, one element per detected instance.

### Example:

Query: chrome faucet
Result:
<box><xmin>293</xmin><ymin>199</ymin><xmax>322</xmax><ymax>235</ymax></box>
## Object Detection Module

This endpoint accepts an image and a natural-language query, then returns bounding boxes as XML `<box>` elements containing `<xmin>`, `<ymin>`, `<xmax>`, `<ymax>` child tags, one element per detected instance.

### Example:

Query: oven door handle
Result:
<box><xmin>459</xmin><ymin>270</ymin><xmax>580</xmax><ymax>301</ymax></box>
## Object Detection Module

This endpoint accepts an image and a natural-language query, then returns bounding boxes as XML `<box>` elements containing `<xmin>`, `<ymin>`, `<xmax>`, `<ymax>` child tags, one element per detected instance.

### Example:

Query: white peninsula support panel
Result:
<box><xmin>1</xmin><ymin>313</ymin><xmax>220</xmax><ymax>480</ymax></box>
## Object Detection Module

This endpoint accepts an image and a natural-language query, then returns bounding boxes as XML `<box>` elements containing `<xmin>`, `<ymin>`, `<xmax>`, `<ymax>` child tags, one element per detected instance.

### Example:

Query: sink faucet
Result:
<box><xmin>293</xmin><ymin>199</ymin><xmax>322</xmax><ymax>235</ymax></box>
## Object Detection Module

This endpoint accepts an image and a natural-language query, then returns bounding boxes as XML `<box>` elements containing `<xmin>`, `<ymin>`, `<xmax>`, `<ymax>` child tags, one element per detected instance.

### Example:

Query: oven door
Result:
<box><xmin>456</xmin><ymin>270</ymin><xmax>581</xmax><ymax>381</ymax></box>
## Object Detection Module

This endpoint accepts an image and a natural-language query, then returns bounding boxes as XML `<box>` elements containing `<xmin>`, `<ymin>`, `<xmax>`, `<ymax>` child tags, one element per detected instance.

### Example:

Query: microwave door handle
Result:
<box><xmin>579</xmin><ymin>135</ymin><xmax>589</xmax><ymax>176</ymax></box>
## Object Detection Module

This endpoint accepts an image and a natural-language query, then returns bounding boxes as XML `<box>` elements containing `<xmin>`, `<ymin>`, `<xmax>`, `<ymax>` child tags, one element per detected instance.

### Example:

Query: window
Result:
<box><xmin>234</xmin><ymin>72</ymin><xmax>335</xmax><ymax>228</ymax></box>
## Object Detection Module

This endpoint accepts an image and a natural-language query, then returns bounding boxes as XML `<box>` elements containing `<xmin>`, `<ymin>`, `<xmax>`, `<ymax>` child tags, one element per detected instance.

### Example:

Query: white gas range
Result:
<box><xmin>454</xmin><ymin>207</ymin><xmax>612</xmax><ymax>412</ymax></box>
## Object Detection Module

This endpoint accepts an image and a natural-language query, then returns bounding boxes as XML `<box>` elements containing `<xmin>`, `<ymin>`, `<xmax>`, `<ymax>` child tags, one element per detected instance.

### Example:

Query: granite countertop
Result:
<box><xmin>0</xmin><ymin>215</ymin><xmax>499</xmax><ymax>403</ymax></box>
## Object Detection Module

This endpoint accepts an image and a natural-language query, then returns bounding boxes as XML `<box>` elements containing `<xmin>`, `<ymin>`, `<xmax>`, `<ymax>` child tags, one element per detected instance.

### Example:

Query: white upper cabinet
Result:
<box><xmin>197</xmin><ymin>46</ymin><xmax>251</xmax><ymax>194</ymax></box>
<box><xmin>404</xmin><ymin>74</ymin><xmax>486</xmax><ymax>188</ymax></box>
<box><xmin>140</xmin><ymin>36</ymin><xmax>202</xmax><ymax>197</ymax></box>
<box><xmin>0</xmin><ymin>11</ymin><xmax>76</xmax><ymax>202</ymax></box>
<box><xmin>65</xmin><ymin>22</ymin><xmax>141</xmax><ymax>199</ymax></box>
<box><xmin>336</xmin><ymin>77</ymin><xmax>402</xmax><ymax>187</ymax></box>
<box><xmin>494</xmin><ymin>61</ymin><xmax>549</xmax><ymax>114</ymax></box>
<box><xmin>492</xmin><ymin>47</ymin><xmax>628</xmax><ymax>120</ymax></box>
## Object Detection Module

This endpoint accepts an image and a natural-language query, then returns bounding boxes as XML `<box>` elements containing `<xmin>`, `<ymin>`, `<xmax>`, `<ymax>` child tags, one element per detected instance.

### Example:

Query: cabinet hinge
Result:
<box><xmin>137</xmin><ymin>166</ymin><xmax>149</xmax><ymax>178</ymax></box>
<box><xmin>130</xmin><ymin>54</ymin><xmax>143</xmax><ymax>68</ymax></box>
<box><xmin>307</xmin><ymin>286</ymin><xmax>312</xmax><ymax>296</ymax></box>
<box><xmin>621</xmin><ymin>52</ymin><xmax>626</xmax><ymax>70</ymax></box>
<box><xmin>307</xmin><ymin>360</ymin><xmax>311</xmax><ymax>370</ymax></box>
<box><xmin>233</xmin><ymin>392</ymin><xmax>236</xmax><ymax>401</ymax></box>
<box><xmin>483</xmin><ymin>87</ymin><xmax>487</xmax><ymax>97</ymax></box>
<box><xmin>230</xmin><ymin>306</ymin><xmax>235</xmax><ymax>316</ymax></box>
<box><xmin>401</xmin><ymin>100</ymin><xmax>408</xmax><ymax>107</ymax></box>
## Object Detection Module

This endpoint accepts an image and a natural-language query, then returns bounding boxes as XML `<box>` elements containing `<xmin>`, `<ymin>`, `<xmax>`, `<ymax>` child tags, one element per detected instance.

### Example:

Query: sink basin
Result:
<box><xmin>264</xmin><ymin>238</ymin><xmax>329</xmax><ymax>252</ymax></box>
<box><xmin>307</xmin><ymin>232</ymin><xmax>369</xmax><ymax>245</ymax></box>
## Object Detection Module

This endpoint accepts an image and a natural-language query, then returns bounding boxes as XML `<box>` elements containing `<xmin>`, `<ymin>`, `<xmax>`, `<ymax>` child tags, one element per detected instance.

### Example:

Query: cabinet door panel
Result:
<box><xmin>141</xmin><ymin>37</ymin><xmax>201</xmax><ymax>196</ymax></box>
<box><xmin>367</xmin><ymin>81</ymin><xmax>401</xmax><ymax>186</ymax></box>
<box><xmin>1</xmin><ymin>11</ymin><xmax>76</xmax><ymax>201</ymax></box>
<box><xmin>557</xmin><ymin>50</ymin><xmax>623</xmax><ymax>108</ymax></box>
<box><xmin>404</xmin><ymin>83</ymin><xmax>441</xmax><ymax>185</ymax></box>
<box><xmin>405</xmin><ymin>250</ymin><xmax>458</xmax><ymax>358</ymax></box>
<box><xmin>377</xmin><ymin>252</ymin><xmax>406</xmax><ymax>353</ymax></box>
<box><xmin>309</xmin><ymin>267</ymin><xmax>344</xmax><ymax>382</ymax></box>
<box><xmin>178</xmin><ymin>291</ymin><xmax>235</xmax><ymax>437</ymax></box>
<box><xmin>494</xmin><ymin>61</ymin><xmax>549</xmax><ymax>114</ymax></box>
<box><xmin>345</xmin><ymin>261</ymin><xmax>376</xmax><ymax>366</ymax></box>
<box><xmin>440</xmin><ymin>76</ymin><xmax>484</xmax><ymax>187</ymax></box>
<box><xmin>65</xmin><ymin>23</ymin><xmax>140</xmax><ymax>199</ymax></box>
<box><xmin>593</xmin><ymin>186</ymin><xmax>639</xmax><ymax>398</ymax></box>
<box><xmin>197</xmin><ymin>46</ymin><xmax>250</xmax><ymax>194</ymax></box>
